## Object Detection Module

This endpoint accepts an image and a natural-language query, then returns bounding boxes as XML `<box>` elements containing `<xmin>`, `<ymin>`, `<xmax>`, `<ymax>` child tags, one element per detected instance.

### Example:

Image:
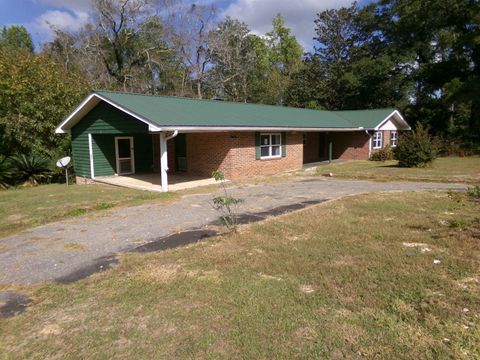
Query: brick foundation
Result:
<box><xmin>75</xmin><ymin>176</ymin><xmax>96</xmax><ymax>185</ymax></box>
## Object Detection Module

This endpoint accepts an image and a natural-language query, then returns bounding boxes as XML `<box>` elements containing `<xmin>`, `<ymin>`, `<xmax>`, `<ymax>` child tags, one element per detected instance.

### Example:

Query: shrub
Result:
<box><xmin>0</xmin><ymin>156</ymin><xmax>13</xmax><ymax>188</ymax></box>
<box><xmin>211</xmin><ymin>170</ymin><xmax>243</xmax><ymax>232</ymax></box>
<box><xmin>395</xmin><ymin>124</ymin><xmax>438</xmax><ymax>167</ymax></box>
<box><xmin>370</xmin><ymin>145</ymin><xmax>395</xmax><ymax>162</ymax></box>
<box><xmin>467</xmin><ymin>185</ymin><xmax>480</xmax><ymax>201</ymax></box>
<box><xmin>10</xmin><ymin>153</ymin><xmax>51</xmax><ymax>185</ymax></box>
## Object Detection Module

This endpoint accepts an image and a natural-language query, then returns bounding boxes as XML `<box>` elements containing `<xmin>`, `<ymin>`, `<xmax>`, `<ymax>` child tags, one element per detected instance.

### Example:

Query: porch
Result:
<box><xmin>95</xmin><ymin>173</ymin><xmax>217</xmax><ymax>192</ymax></box>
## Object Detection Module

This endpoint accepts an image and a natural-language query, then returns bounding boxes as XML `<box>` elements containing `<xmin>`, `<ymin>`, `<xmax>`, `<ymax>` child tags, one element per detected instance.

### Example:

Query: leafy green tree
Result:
<box><xmin>0</xmin><ymin>25</ymin><xmax>34</xmax><ymax>52</ymax></box>
<box><xmin>259</xmin><ymin>14</ymin><xmax>304</xmax><ymax>105</ymax></box>
<box><xmin>364</xmin><ymin>0</ymin><xmax>480</xmax><ymax>145</ymax></box>
<box><xmin>286</xmin><ymin>2</ymin><xmax>408</xmax><ymax>111</ymax></box>
<box><xmin>0</xmin><ymin>49</ymin><xmax>88</xmax><ymax>157</ymax></box>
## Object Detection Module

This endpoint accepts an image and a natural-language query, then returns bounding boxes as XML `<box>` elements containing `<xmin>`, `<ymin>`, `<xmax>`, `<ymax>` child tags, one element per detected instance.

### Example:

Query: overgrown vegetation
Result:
<box><xmin>1</xmin><ymin>191</ymin><xmax>479</xmax><ymax>358</ymax></box>
<box><xmin>467</xmin><ymin>185</ymin><xmax>480</xmax><ymax>201</ymax></box>
<box><xmin>395</xmin><ymin>124</ymin><xmax>439</xmax><ymax>167</ymax></box>
<box><xmin>370</xmin><ymin>145</ymin><xmax>395</xmax><ymax>162</ymax></box>
<box><xmin>9</xmin><ymin>153</ymin><xmax>51</xmax><ymax>186</ymax></box>
<box><xmin>211</xmin><ymin>170</ymin><xmax>243</xmax><ymax>232</ymax></box>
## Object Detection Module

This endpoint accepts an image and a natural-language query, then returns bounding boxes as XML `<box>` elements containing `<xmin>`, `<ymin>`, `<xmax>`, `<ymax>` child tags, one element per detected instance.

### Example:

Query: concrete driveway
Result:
<box><xmin>0</xmin><ymin>177</ymin><xmax>466</xmax><ymax>285</ymax></box>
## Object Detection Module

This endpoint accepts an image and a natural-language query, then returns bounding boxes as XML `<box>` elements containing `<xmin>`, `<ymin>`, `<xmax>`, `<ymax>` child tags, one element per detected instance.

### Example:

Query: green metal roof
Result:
<box><xmin>335</xmin><ymin>108</ymin><xmax>396</xmax><ymax>129</ymax></box>
<box><xmin>94</xmin><ymin>91</ymin><xmax>397</xmax><ymax>130</ymax></box>
<box><xmin>56</xmin><ymin>90</ymin><xmax>409</xmax><ymax>134</ymax></box>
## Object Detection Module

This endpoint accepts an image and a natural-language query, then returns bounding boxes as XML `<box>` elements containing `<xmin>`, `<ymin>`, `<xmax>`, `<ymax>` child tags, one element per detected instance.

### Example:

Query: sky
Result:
<box><xmin>0</xmin><ymin>0</ymin><xmax>369</xmax><ymax>50</ymax></box>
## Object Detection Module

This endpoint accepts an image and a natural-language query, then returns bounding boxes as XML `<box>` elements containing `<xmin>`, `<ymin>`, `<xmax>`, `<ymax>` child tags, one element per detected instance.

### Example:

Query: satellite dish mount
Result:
<box><xmin>56</xmin><ymin>156</ymin><xmax>71</xmax><ymax>186</ymax></box>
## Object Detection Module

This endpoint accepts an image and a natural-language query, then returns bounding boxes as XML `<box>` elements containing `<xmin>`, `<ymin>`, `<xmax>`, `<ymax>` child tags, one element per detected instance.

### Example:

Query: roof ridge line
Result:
<box><xmin>94</xmin><ymin>89</ymin><xmax>345</xmax><ymax>115</ymax></box>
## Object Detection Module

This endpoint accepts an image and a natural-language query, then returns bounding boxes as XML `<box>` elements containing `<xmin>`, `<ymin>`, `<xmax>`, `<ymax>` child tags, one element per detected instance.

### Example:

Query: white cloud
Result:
<box><xmin>34</xmin><ymin>0</ymin><xmax>93</xmax><ymax>12</ymax></box>
<box><xmin>33</xmin><ymin>10</ymin><xmax>90</xmax><ymax>39</ymax></box>
<box><xmin>221</xmin><ymin>0</ymin><xmax>352</xmax><ymax>50</ymax></box>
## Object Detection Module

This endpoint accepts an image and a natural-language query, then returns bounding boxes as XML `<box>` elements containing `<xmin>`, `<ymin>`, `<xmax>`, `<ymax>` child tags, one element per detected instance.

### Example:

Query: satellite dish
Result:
<box><xmin>56</xmin><ymin>156</ymin><xmax>71</xmax><ymax>186</ymax></box>
<box><xmin>56</xmin><ymin>156</ymin><xmax>71</xmax><ymax>168</ymax></box>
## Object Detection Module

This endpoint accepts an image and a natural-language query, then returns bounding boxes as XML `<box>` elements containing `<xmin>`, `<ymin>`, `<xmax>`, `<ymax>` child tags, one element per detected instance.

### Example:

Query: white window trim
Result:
<box><xmin>373</xmin><ymin>131</ymin><xmax>383</xmax><ymax>149</ymax></box>
<box><xmin>390</xmin><ymin>131</ymin><xmax>398</xmax><ymax>147</ymax></box>
<box><xmin>260</xmin><ymin>133</ymin><xmax>282</xmax><ymax>159</ymax></box>
<box><xmin>115</xmin><ymin>136</ymin><xmax>135</xmax><ymax>175</ymax></box>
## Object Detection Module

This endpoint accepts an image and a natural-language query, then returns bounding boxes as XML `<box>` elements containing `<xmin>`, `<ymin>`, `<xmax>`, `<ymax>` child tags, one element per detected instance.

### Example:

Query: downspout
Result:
<box><xmin>159</xmin><ymin>130</ymin><xmax>179</xmax><ymax>192</ymax></box>
<box><xmin>166</xmin><ymin>130</ymin><xmax>178</xmax><ymax>141</ymax></box>
<box><xmin>365</xmin><ymin>130</ymin><xmax>372</xmax><ymax>159</ymax></box>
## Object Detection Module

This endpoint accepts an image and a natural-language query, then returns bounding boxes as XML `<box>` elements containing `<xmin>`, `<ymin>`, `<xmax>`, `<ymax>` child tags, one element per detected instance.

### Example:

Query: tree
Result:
<box><xmin>0</xmin><ymin>25</ymin><xmax>34</xmax><ymax>53</ymax></box>
<box><xmin>0</xmin><ymin>49</ymin><xmax>88</xmax><ymax>157</ymax></box>
<box><xmin>79</xmin><ymin>0</ymin><xmax>173</xmax><ymax>91</ymax></box>
<box><xmin>285</xmin><ymin>2</ymin><xmax>409</xmax><ymax>111</ymax></box>
<box><xmin>166</xmin><ymin>3</ymin><xmax>216</xmax><ymax>98</ymax></box>
<box><xmin>259</xmin><ymin>14</ymin><xmax>303</xmax><ymax>105</ymax></box>
<box><xmin>208</xmin><ymin>18</ymin><xmax>259</xmax><ymax>102</ymax></box>
<box><xmin>363</xmin><ymin>0</ymin><xmax>480</xmax><ymax>145</ymax></box>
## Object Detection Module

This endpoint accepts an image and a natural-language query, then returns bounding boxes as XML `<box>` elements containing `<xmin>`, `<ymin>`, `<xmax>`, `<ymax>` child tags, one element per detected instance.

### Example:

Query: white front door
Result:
<box><xmin>115</xmin><ymin>137</ymin><xmax>135</xmax><ymax>175</ymax></box>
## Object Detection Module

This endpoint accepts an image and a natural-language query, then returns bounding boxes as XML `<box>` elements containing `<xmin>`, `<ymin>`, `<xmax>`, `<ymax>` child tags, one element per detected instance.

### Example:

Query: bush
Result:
<box><xmin>10</xmin><ymin>153</ymin><xmax>51</xmax><ymax>185</ymax></box>
<box><xmin>467</xmin><ymin>185</ymin><xmax>480</xmax><ymax>201</ymax></box>
<box><xmin>0</xmin><ymin>156</ymin><xmax>13</xmax><ymax>188</ymax></box>
<box><xmin>211</xmin><ymin>170</ymin><xmax>243</xmax><ymax>232</ymax></box>
<box><xmin>395</xmin><ymin>124</ymin><xmax>438</xmax><ymax>167</ymax></box>
<box><xmin>370</xmin><ymin>145</ymin><xmax>395</xmax><ymax>162</ymax></box>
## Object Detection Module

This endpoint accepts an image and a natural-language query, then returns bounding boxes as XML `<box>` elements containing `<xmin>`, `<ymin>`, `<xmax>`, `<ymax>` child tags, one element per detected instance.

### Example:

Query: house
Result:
<box><xmin>55</xmin><ymin>91</ymin><xmax>410</xmax><ymax>191</ymax></box>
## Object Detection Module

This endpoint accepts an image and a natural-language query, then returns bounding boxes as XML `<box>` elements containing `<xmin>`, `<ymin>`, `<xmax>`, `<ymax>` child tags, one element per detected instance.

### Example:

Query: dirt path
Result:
<box><xmin>0</xmin><ymin>178</ymin><xmax>466</xmax><ymax>285</ymax></box>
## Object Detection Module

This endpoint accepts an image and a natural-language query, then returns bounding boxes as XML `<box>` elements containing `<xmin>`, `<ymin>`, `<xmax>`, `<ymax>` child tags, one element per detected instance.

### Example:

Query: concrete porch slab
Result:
<box><xmin>95</xmin><ymin>173</ymin><xmax>217</xmax><ymax>192</ymax></box>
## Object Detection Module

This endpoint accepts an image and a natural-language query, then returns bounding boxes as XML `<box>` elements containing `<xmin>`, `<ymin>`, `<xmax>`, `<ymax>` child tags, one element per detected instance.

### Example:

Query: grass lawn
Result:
<box><xmin>316</xmin><ymin>156</ymin><xmax>480</xmax><ymax>184</ymax></box>
<box><xmin>0</xmin><ymin>184</ymin><xmax>175</xmax><ymax>238</ymax></box>
<box><xmin>1</xmin><ymin>191</ymin><xmax>479</xmax><ymax>359</ymax></box>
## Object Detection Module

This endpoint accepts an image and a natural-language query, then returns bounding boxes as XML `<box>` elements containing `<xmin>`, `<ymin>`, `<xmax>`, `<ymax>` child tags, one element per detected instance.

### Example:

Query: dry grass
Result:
<box><xmin>315</xmin><ymin>156</ymin><xmax>480</xmax><ymax>184</ymax></box>
<box><xmin>0</xmin><ymin>183</ymin><xmax>175</xmax><ymax>238</ymax></box>
<box><xmin>1</xmin><ymin>191</ymin><xmax>479</xmax><ymax>359</ymax></box>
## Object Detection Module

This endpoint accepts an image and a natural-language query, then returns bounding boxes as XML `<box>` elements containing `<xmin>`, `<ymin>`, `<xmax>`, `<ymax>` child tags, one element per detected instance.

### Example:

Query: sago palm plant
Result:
<box><xmin>10</xmin><ymin>153</ymin><xmax>51</xmax><ymax>185</ymax></box>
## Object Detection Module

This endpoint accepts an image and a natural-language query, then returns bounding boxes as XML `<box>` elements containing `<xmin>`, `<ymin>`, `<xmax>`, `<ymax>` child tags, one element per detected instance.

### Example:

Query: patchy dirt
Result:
<box><xmin>0</xmin><ymin>291</ymin><xmax>31</xmax><ymax>317</ymax></box>
<box><xmin>55</xmin><ymin>254</ymin><xmax>119</xmax><ymax>284</ymax></box>
<box><xmin>132</xmin><ymin>229</ymin><xmax>218</xmax><ymax>253</ymax></box>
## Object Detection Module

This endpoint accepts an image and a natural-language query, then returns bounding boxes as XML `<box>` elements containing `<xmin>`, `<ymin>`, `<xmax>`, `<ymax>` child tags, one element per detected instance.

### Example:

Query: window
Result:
<box><xmin>260</xmin><ymin>133</ymin><xmax>282</xmax><ymax>159</ymax></box>
<box><xmin>372</xmin><ymin>131</ymin><xmax>383</xmax><ymax>149</ymax></box>
<box><xmin>390</xmin><ymin>131</ymin><xmax>398</xmax><ymax>147</ymax></box>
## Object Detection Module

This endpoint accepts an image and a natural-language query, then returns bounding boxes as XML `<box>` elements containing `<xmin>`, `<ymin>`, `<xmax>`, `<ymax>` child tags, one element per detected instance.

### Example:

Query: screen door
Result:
<box><xmin>115</xmin><ymin>137</ymin><xmax>135</xmax><ymax>175</ymax></box>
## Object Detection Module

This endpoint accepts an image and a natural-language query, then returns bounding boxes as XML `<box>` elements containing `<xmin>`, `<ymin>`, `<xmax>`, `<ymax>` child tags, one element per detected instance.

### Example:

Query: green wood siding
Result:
<box><xmin>71</xmin><ymin>102</ymin><xmax>151</xmax><ymax>177</ymax></box>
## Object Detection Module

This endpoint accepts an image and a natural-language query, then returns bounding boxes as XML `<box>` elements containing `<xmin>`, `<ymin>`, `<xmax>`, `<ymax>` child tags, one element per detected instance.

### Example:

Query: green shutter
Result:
<box><xmin>281</xmin><ymin>132</ymin><xmax>287</xmax><ymax>157</ymax></box>
<box><xmin>255</xmin><ymin>132</ymin><xmax>261</xmax><ymax>160</ymax></box>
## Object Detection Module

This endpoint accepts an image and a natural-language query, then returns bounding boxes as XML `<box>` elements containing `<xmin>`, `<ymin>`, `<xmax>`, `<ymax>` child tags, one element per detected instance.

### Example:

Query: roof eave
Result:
<box><xmin>55</xmin><ymin>93</ymin><xmax>162</xmax><ymax>134</ymax></box>
<box><xmin>153</xmin><ymin>126</ymin><xmax>367</xmax><ymax>132</ymax></box>
<box><xmin>374</xmin><ymin>109</ymin><xmax>411</xmax><ymax>131</ymax></box>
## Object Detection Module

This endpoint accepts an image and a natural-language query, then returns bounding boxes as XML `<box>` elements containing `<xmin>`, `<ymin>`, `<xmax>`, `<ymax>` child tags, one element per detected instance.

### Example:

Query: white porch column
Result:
<box><xmin>159</xmin><ymin>132</ymin><xmax>169</xmax><ymax>192</ymax></box>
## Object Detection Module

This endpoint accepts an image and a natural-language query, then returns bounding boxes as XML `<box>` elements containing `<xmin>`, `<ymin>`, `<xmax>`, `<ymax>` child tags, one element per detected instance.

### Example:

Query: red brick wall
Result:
<box><xmin>150</xmin><ymin>130</ymin><xmax>372</xmax><ymax>181</ymax></box>
<box><xmin>227</xmin><ymin>132</ymin><xmax>304</xmax><ymax>179</ymax></box>
<box><xmin>186</xmin><ymin>133</ymin><xmax>233</xmax><ymax>178</ymax></box>
<box><xmin>185</xmin><ymin>131</ymin><xmax>303</xmax><ymax>180</ymax></box>
<box><xmin>329</xmin><ymin>131</ymin><xmax>370</xmax><ymax>160</ymax></box>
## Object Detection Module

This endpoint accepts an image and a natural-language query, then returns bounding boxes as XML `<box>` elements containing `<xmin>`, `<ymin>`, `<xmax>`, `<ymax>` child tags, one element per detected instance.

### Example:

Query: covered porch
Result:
<box><xmin>87</xmin><ymin>131</ymin><xmax>222</xmax><ymax>192</ymax></box>
<box><xmin>94</xmin><ymin>173</ymin><xmax>217</xmax><ymax>192</ymax></box>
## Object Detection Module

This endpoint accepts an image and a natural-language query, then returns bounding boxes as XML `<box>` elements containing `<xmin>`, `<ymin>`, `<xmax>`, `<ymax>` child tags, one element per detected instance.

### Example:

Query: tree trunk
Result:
<box><xmin>197</xmin><ymin>81</ymin><xmax>202</xmax><ymax>99</ymax></box>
